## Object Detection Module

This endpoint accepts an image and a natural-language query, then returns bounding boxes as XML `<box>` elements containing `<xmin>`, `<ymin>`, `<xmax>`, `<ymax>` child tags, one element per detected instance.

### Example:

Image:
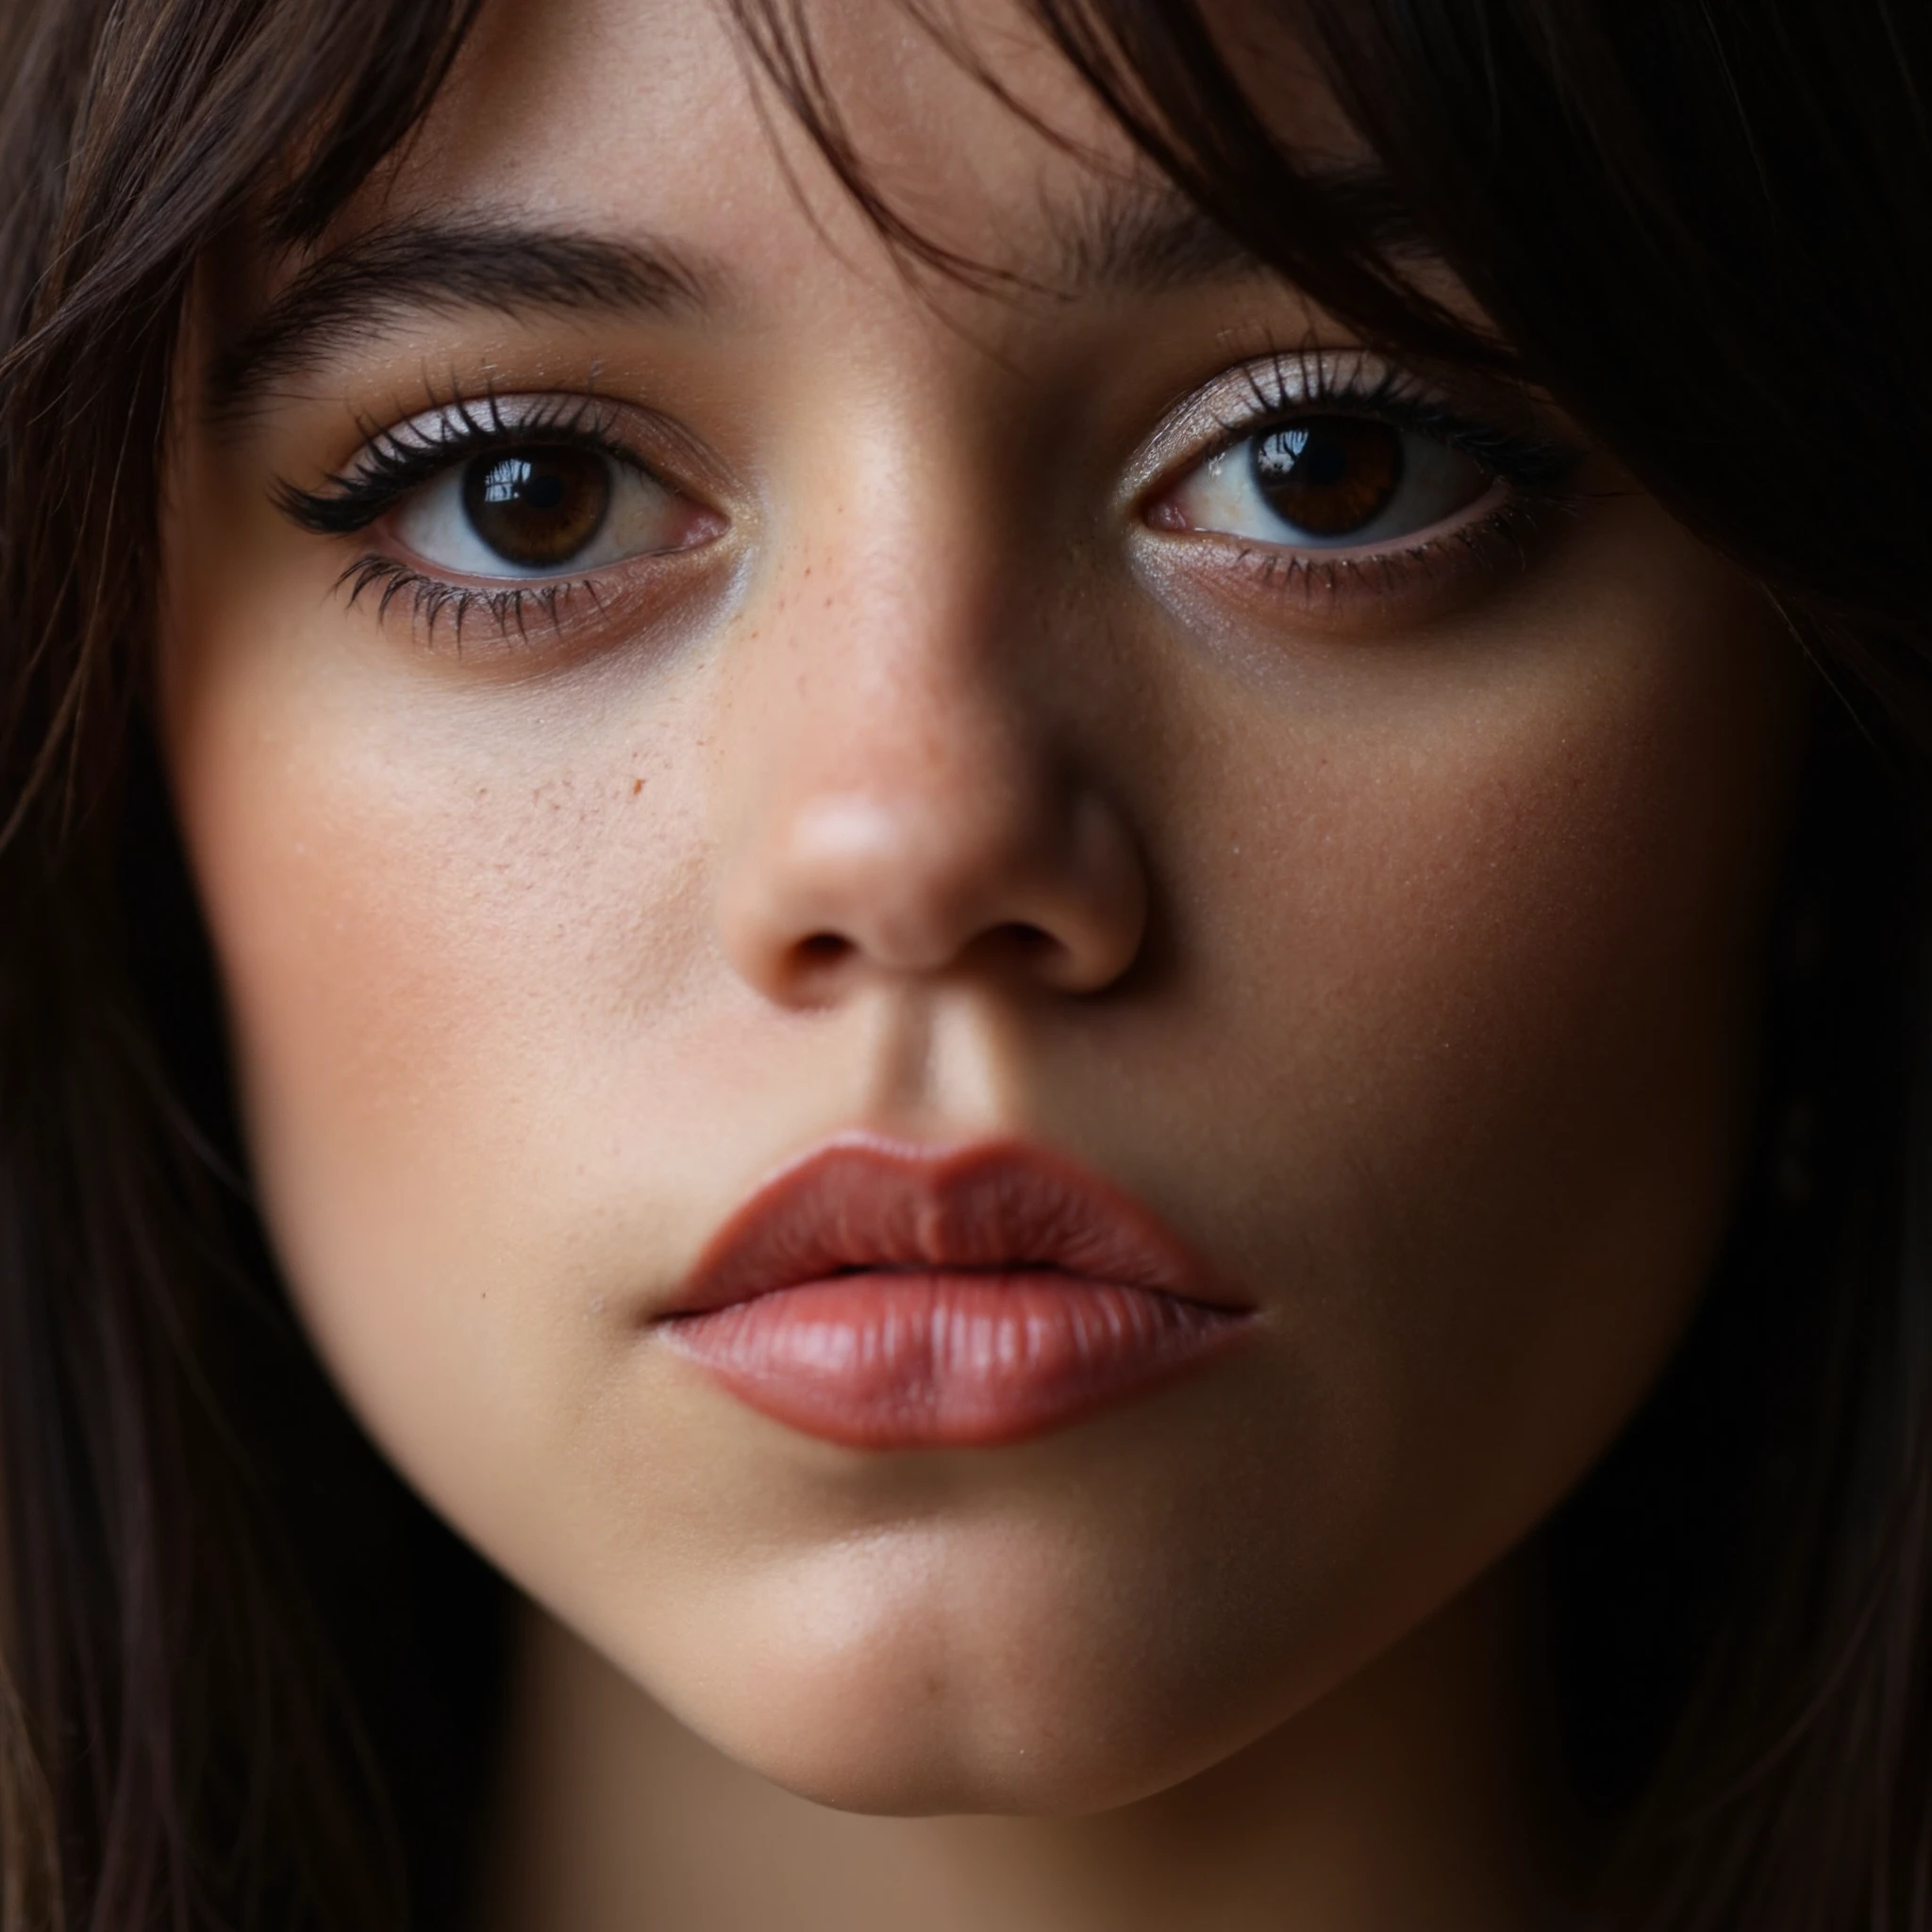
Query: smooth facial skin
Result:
<box><xmin>162</xmin><ymin>2</ymin><xmax>1810</xmax><ymax>1926</ymax></box>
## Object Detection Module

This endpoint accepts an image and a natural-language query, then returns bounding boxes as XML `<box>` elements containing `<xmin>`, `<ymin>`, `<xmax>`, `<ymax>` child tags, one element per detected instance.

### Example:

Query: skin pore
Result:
<box><xmin>160</xmin><ymin>1</ymin><xmax>1811</xmax><ymax>1927</ymax></box>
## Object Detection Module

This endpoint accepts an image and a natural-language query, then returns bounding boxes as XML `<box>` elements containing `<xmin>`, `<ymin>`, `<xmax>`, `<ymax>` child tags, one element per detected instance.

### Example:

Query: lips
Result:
<box><xmin>657</xmin><ymin>1138</ymin><xmax>1253</xmax><ymax>1449</ymax></box>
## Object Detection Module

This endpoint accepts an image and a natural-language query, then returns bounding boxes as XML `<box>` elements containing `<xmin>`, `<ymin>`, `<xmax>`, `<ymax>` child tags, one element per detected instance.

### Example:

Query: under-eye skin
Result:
<box><xmin>1139</xmin><ymin>349</ymin><xmax>1585</xmax><ymax>617</ymax></box>
<box><xmin>275</xmin><ymin>391</ymin><xmax>724</xmax><ymax>644</ymax></box>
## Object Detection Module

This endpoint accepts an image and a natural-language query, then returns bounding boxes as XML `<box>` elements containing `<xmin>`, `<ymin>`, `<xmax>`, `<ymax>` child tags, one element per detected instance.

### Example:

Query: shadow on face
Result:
<box><xmin>160</xmin><ymin>0</ymin><xmax>1810</xmax><ymax>1831</ymax></box>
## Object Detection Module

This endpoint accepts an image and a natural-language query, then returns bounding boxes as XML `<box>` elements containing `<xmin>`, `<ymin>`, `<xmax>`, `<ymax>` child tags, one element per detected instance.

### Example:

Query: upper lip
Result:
<box><xmin>664</xmin><ymin>1134</ymin><xmax>1244</xmax><ymax>1318</ymax></box>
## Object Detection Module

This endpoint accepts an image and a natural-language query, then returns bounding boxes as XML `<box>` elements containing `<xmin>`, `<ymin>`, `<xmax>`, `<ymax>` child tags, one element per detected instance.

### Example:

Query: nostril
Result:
<box><xmin>796</xmin><ymin>933</ymin><xmax>852</xmax><ymax>965</ymax></box>
<box><xmin>985</xmin><ymin>922</ymin><xmax>1066</xmax><ymax>973</ymax></box>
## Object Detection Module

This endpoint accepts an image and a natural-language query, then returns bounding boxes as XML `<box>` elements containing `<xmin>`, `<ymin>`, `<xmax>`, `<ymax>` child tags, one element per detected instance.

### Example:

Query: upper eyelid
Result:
<box><xmin>352</xmin><ymin>393</ymin><xmax>640</xmax><ymax>487</ymax></box>
<box><xmin>277</xmin><ymin>358</ymin><xmax>1574</xmax><ymax>548</ymax></box>
<box><xmin>1124</xmin><ymin>349</ymin><xmax>1580</xmax><ymax>506</ymax></box>
<box><xmin>278</xmin><ymin>395</ymin><xmax>612</xmax><ymax>514</ymax></box>
<box><xmin>1128</xmin><ymin>349</ymin><xmax>1398</xmax><ymax>480</ymax></box>
<box><xmin>275</xmin><ymin>391</ymin><xmax>717</xmax><ymax>537</ymax></box>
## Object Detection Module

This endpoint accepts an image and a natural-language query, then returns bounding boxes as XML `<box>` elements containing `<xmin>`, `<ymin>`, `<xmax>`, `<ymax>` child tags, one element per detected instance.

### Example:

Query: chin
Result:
<box><xmin>579</xmin><ymin>1521</ymin><xmax>1302</xmax><ymax>1820</ymax></box>
<box><xmin>689</xmin><ymin>1677</ymin><xmax>1244</xmax><ymax>1821</ymax></box>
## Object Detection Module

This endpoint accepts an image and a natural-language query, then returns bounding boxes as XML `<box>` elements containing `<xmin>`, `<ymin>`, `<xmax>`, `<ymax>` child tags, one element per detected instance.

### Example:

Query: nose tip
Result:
<box><xmin>718</xmin><ymin>780</ymin><xmax>1148</xmax><ymax>1005</ymax></box>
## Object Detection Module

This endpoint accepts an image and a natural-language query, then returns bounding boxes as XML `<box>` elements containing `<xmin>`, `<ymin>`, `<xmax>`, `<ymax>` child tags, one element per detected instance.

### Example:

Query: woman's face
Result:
<box><xmin>163</xmin><ymin>0</ymin><xmax>1807</xmax><ymax>1816</ymax></box>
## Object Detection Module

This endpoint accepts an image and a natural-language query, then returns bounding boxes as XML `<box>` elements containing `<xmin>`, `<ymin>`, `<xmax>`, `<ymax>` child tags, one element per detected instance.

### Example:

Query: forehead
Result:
<box><xmin>198</xmin><ymin>0</ymin><xmax>1419</xmax><ymax>432</ymax></box>
<box><xmin>331</xmin><ymin>0</ymin><xmax>1341</xmax><ymax>296</ymax></box>
<box><xmin>364</xmin><ymin>0</ymin><xmax>1105</xmax><ymax>283</ymax></box>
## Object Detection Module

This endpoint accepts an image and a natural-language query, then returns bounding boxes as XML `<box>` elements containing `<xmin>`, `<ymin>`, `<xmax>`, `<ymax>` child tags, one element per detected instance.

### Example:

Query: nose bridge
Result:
<box><xmin>795</xmin><ymin>481</ymin><xmax>1025</xmax><ymax>850</ymax></box>
<box><xmin>713</xmin><ymin>404</ymin><xmax>1146</xmax><ymax>1001</ymax></box>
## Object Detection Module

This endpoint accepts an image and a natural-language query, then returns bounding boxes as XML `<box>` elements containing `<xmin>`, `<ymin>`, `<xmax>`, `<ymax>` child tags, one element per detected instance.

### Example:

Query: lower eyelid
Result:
<box><xmin>1133</xmin><ymin>491</ymin><xmax>1560</xmax><ymax>631</ymax></box>
<box><xmin>337</xmin><ymin>531</ymin><xmax>726</xmax><ymax>656</ymax></box>
<box><xmin>1150</xmin><ymin>475</ymin><xmax>1511</xmax><ymax>559</ymax></box>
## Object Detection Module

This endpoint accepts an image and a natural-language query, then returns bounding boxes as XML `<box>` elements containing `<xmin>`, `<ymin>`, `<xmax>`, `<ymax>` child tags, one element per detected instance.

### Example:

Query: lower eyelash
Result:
<box><xmin>1215</xmin><ymin>492</ymin><xmax>1575</xmax><ymax>607</ymax></box>
<box><xmin>341</xmin><ymin>554</ymin><xmax>599</xmax><ymax>645</ymax></box>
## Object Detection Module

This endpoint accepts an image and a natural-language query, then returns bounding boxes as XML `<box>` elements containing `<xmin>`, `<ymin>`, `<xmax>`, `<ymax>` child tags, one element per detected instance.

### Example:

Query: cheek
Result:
<box><xmin>1143</xmin><ymin>530</ymin><xmax>1804</xmax><ymax>1573</ymax></box>
<box><xmin>165</xmin><ymin>628</ymin><xmax>729</xmax><ymax>1494</ymax></box>
<box><xmin>164</xmin><ymin>478</ymin><xmax>1807</xmax><ymax>1814</ymax></box>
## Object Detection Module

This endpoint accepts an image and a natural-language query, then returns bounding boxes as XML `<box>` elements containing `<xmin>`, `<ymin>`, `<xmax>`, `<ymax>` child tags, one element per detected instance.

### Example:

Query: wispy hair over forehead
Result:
<box><xmin>0</xmin><ymin>4</ymin><xmax>1924</xmax><ymax>1930</ymax></box>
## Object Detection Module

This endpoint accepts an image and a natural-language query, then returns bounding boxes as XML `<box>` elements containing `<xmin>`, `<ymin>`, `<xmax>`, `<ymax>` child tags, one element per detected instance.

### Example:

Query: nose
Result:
<box><xmin>714</xmin><ymin>566</ymin><xmax>1148</xmax><ymax>1008</ymax></box>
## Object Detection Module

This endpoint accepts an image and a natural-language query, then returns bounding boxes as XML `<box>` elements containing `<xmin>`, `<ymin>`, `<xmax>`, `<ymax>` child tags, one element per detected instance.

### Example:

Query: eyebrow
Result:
<box><xmin>207</xmin><ymin>219</ymin><xmax>715</xmax><ymax>422</ymax></box>
<box><xmin>1053</xmin><ymin>188</ymin><xmax>1265</xmax><ymax>296</ymax></box>
<box><xmin>206</xmin><ymin>167</ymin><xmax>1436</xmax><ymax>422</ymax></box>
<box><xmin>1056</xmin><ymin>165</ymin><xmax>1439</xmax><ymax>298</ymax></box>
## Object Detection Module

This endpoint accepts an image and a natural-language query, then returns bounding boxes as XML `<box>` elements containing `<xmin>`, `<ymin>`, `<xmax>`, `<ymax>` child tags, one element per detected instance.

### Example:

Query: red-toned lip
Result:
<box><xmin>657</xmin><ymin>1137</ymin><xmax>1254</xmax><ymax>1449</ymax></box>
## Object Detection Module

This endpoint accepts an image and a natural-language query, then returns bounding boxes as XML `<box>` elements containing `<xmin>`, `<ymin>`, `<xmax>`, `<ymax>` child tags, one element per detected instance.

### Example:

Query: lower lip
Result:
<box><xmin>658</xmin><ymin>1272</ymin><xmax>1251</xmax><ymax>1449</ymax></box>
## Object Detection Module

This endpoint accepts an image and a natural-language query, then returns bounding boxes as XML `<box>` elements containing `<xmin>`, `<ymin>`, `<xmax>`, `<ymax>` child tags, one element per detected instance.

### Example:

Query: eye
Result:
<box><xmin>391</xmin><ymin>442</ymin><xmax>709</xmax><ymax>579</ymax></box>
<box><xmin>1157</xmin><ymin>414</ymin><xmax>1498</xmax><ymax>552</ymax></box>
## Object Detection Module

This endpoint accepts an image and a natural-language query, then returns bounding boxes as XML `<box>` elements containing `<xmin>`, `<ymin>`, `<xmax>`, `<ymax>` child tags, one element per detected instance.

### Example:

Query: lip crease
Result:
<box><xmin>656</xmin><ymin>1135</ymin><xmax>1255</xmax><ymax>1449</ymax></box>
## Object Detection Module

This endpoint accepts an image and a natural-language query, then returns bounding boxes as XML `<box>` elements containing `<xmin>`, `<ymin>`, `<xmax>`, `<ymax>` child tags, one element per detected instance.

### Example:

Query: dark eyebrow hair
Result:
<box><xmin>1056</xmin><ymin>165</ymin><xmax>1441</xmax><ymax>298</ymax></box>
<box><xmin>207</xmin><ymin>172</ymin><xmax>1438</xmax><ymax>423</ymax></box>
<box><xmin>207</xmin><ymin>219</ymin><xmax>715</xmax><ymax>422</ymax></box>
<box><xmin>1056</xmin><ymin>188</ymin><xmax>1262</xmax><ymax>295</ymax></box>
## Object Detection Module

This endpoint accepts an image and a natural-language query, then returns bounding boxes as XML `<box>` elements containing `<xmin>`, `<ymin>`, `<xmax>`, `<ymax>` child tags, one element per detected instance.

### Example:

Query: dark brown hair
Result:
<box><xmin>0</xmin><ymin>2</ymin><xmax>1926</xmax><ymax>1926</ymax></box>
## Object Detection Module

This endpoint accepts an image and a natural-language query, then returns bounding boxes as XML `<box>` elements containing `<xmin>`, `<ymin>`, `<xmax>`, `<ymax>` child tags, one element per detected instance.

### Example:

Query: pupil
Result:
<box><xmin>1252</xmin><ymin>418</ymin><xmax>1402</xmax><ymax>538</ymax></box>
<box><xmin>463</xmin><ymin>447</ymin><xmax>610</xmax><ymax>569</ymax></box>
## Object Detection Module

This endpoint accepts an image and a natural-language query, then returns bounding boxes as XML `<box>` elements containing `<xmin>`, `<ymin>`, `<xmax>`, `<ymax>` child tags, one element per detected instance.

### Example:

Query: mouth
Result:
<box><xmin>656</xmin><ymin>1136</ymin><xmax>1256</xmax><ymax>1449</ymax></box>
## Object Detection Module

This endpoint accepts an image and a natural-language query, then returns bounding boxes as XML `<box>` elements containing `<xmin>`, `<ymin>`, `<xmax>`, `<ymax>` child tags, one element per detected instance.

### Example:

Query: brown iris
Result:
<box><xmin>460</xmin><ymin>447</ymin><xmax>610</xmax><ymax>570</ymax></box>
<box><xmin>1251</xmin><ymin>417</ymin><xmax>1402</xmax><ymax>539</ymax></box>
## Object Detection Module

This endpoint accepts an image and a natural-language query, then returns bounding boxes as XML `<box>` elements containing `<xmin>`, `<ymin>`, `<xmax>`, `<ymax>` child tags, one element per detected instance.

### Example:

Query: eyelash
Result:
<box><xmin>1159</xmin><ymin>349</ymin><xmax>1585</xmax><ymax>599</ymax></box>
<box><xmin>277</xmin><ymin>358</ymin><xmax>1585</xmax><ymax>645</ymax></box>
<box><xmin>276</xmin><ymin>391</ymin><xmax>658</xmax><ymax>641</ymax></box>
<box><xmin>1221</xmin><ymin>352</ymin><xmax>1577</xmax><ymax>493</ymax></box>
